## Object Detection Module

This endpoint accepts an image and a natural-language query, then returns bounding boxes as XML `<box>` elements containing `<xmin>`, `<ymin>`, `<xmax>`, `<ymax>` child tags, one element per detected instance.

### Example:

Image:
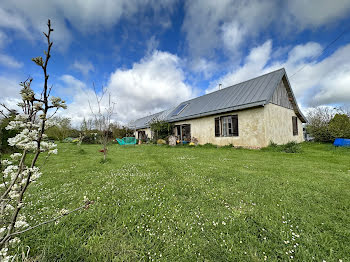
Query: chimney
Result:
<box><xmin>219</xmin><ymin>83</ymin><xmax>222</xmax><ymax>90</ymax></box>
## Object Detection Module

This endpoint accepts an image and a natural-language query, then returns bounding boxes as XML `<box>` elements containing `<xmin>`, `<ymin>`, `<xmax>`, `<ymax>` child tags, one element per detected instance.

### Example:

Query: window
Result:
<box><xmin>292</xmin><ymin>116</ymin><xmax>298</xmax><ymax>136</ymax></box>
<box><xmin>171</xmin><ymin>104</ymin><xmax>189</xmax><ymax>116</ymax></box>
<box><xmin>214</xmin><ymin>115</ymin><xmax>238</xmax><ymax>137</ymax></box>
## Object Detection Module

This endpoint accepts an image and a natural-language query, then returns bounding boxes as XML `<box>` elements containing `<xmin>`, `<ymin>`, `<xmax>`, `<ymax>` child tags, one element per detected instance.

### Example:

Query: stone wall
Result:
<box><xmin>264</xmin><ymin>103</ymin><xmax>304</xmax><ymax>145</ymax></box>
<box><xmin>134</xmin><ymin>104</ymin><xmax>304</xmax><ymax>148</ymax></box>
<box><xmin>174</xmin><ymin>106</ymin><xmax>267</xmax><ymax>148</ymax></box>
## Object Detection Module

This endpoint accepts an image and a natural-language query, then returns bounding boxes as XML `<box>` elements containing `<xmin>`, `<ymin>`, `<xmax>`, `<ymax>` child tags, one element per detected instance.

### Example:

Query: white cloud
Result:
<box><xmin>146</xmin><ymin>36</ymin><xmax>160</xmax><ymax>55</ymax></box>
<box><xmin>0</xmin><ymin>53</ymin><xmax>23</xmax><ymax>68</ymax></box>
<box><xmin>57</xmin><ymin>51</ymin><xmax>195</xmax><ymax>126</ymax></box>
<box><xmin>182</xmin><ymin>0</ymin><xmax>350</xmax><ymax>60</ymax></box>
<box><xmin>207</xmin><ymin>40</ymin><xmax>350</xmax><ymax>108</ymax></box>
<box><xmin>0</xmin><ymin>75</ymin><xmax>21</xmax><ymax>98</ymax></box>
<box><xmin>0</xmin><ymin>0</ymin><xmax>177</xmax><ymax>49</ymax></box>
<box><xmin>0</xmin><ymin>7</ymin><xmax>28</xmax><ymax>35</ymax></box>
<box><xmin>287</xmin><ymin>42</ymin><xmax>322</xmax><ymax>65</ymax></box>
<box><xmin>285</xmin><ymin>0</ymin><xmax>350</xmax><ymax>28</ymax></box>
<box><xmin>72</xmin><ymin>61</ymin><xmax>94</xmax><ymax>76</ymax></box>
<box><xmin>206</xmin><ymin>40</ymin><xmax>272</xmax><ymax>93</ymax></box>
<box><xmin>0</xmin><ymin>31</ymin><xmax>9</xmax><ymax>48</ymax></box>
<box><xmin>182</xmin><ymin>0</ymin><xmax>275</xmax><ymax>58</ymax></box>
<box><xmin>189</xmin><ymin>58</ymin><xmax>217</xmax><ymax>79</ymax></box>
<box><xmin>221</xmin><ymin>22</ymin><xmax>245</xmax><ymax>53</ymax></box>
<box><xmin>106</xmin><ymin>50</ymin><xmax>194</xmax><ymax>122</ymax></box>
<box><xmin>0</xmin><ymin>75</ymin><xmax>22</xmax><ymax>111</ymax></box>
<box><xmin>54</xmin><ymin>76</ymin><xmax>94</xmax><ymax>125</ymax></box>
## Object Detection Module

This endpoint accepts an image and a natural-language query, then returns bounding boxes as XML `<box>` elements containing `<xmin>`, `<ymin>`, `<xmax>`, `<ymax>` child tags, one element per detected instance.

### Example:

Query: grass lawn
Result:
<box><xmin>18</xmin><ymin>142</ymin><xmax>350</xmax><ymax>261</ymax></box>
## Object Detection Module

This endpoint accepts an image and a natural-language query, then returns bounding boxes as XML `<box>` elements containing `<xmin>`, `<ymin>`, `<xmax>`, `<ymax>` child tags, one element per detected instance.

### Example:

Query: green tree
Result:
<box><xmin>150</xmin><ymin>120</ymin><xmax>174</xmax><ymax>141</ymax></box>
<box><xmin>306</xmin><ymin>106</ymin><xmax>334</xmax><ymax>142</ymax></box>
<box><xmin>328</xmin><ymin>114</ymin><xmax>350</xmax><ymax>138</ymax></box>
<box><xmin>0</xmin><ymin>112</ymin><xmax>18</xmax><ymax>153</ymax></box>
<box><xmin>110</xmin><ymin>122</ymin><xmax>133</xmax><ymax>139</ymax></box>
<box><xmin>45</xmin><ymin>116</ymin><xmax>72</xmax><ymax>140</ymax></box>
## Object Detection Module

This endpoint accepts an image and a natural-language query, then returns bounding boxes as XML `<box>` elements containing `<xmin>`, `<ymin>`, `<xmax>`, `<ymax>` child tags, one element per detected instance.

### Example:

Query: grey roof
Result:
<box><xmin>130</xmin><ymin>68</ymin><xmax>306</xmax><ymax>129</ymax></box>
<box><xmin>129</xmin><ymin>111</ymin><xmax>162</xmax><ymax>129</ymax></box>
<box><xmin>129</xmin><ymin>107</ymin><xmax>176</xmax><ymax>129</ymax></box>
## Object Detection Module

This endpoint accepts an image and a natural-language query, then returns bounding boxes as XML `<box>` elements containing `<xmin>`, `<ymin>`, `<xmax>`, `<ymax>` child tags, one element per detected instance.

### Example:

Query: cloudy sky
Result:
<box><xmin>0</xmin><ymin>0</ymin><xmax>350</xmax><ymax>125</ymax></box>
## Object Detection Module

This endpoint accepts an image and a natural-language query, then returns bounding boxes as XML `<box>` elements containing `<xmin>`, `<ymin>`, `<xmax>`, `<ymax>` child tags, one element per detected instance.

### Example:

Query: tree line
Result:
<box><xmin>0</xmin><ymin>114</ymin><xmax>133</xmax><ymax>152</ymax></box>
<box><xmin>306</xmin><ymin>106</ymin><xmax>350</xmax><ymax>142</ymax></box>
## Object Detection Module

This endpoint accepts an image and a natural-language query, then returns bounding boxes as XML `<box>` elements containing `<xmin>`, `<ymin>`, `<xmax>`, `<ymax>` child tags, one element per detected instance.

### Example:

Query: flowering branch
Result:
<box><xmin>0</xmin><ymin>19</ymin><xmax>68</xmax><ymax>261</ymax></box>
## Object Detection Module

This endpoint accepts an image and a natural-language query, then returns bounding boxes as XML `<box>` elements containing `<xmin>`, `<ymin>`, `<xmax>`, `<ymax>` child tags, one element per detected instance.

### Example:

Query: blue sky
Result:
<box><xmin>1</xmin><ymin>0</ymin><xmax>350</xmax><ymax>125</ymax></box>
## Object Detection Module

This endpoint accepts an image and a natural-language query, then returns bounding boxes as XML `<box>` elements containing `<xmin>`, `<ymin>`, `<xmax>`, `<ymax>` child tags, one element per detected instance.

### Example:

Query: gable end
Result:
<box><xmin>270</xmin><ymin>79</ymin><xmax>293</xmax><ymax>109</ymax></box>
<box><xmin>267</xmin><ymin>73</ymin><xmax>307</xmax><ymax>123</ymax></box>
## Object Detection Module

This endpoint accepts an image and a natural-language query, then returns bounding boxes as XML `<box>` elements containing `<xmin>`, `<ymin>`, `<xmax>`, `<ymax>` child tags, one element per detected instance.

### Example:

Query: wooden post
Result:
<box><xmin>180</xmin><ymin>125</ymin><xmax>183</xmax><ymax>144</ymax></box>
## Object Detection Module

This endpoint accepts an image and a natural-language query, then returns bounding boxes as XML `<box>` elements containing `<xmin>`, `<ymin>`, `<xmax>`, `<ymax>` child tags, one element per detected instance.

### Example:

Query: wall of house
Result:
<box><xmin>264</xmin><ymin>103</ymin><xmax>304</xmax><ymax>145</ymax></box>
<box><xmin>174</xmin><ymin>106</ymin><xmax>267</xmax><ymax>148</ymax></box>
<box><xmin>133</xmin><ymin>128</ymin><xmax>152</xmax><ymax>140</ymax></box>
<box><xmin>134</xmin><ymin>104</ymin><xmax>304</xmax><ymax>147</ymax></box>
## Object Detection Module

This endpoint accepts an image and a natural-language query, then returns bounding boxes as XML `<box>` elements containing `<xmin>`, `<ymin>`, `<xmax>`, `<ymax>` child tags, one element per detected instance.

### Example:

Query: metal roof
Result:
<box><xmin>130</xmin><ymin>68</ymin><xmax>306</xmax><ymax>129</ymax></box>
<box><xmin>129</xmin><ymin>107</ymin><xmax>176</xmax><ymax>129</ymax></box>
<box><xmin>129</xmin><ymin>111</ymin><xmax>162</xmax><ymax>129</ymax></box>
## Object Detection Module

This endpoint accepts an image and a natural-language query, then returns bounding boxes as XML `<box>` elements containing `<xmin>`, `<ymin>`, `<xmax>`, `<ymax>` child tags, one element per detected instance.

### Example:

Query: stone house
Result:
<box><xmin>130</xmin><ymin>68</ymin><xmax>306</xmax><ymax>148</ymax></box>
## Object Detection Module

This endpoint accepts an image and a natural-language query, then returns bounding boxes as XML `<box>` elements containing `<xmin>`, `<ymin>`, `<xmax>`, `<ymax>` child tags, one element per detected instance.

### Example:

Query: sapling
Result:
<box><xmin>88</xmin><ymin>87</ymin><xmax>115</xmax><ymax>162</ymax></box>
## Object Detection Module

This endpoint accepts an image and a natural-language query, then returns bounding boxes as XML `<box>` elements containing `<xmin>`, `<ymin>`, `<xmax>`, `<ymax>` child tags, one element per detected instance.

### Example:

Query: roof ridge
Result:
<box><xmin>131</xmin><ymin>68</ymin><xmax>289</xmax><ymax>127</ymax></box>
<box><xmin>178</xmin><ymin>68</ymin><xmax>285</xmax><ymax>105</ymax></box>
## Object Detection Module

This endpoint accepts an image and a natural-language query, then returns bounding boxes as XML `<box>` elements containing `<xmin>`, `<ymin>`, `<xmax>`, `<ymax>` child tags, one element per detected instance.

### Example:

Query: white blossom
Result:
<box><xmin>58</xmin><ymin>209</ymin><xmax>69</xmax><ymax>215</ymax></box>
<box><xmin>9</xmin><ymin>190</ymin><xmax>20</xmax><ymax>200</ymax></box>
<box><xmin>0</xmin><ymin>247</ymin><xmax>13</xmax><ymax>262</ymax></box>
<box><xmin>10</xmin><ymin>153</ymin><xmax>22</xmax><ymax>161</ymax></box>
<box><xmin>4</xmin><ymin>204</ymin><xmax>14</xmax><ymax>212</ymax></box>
<box><xmin>1</xmin><ymin>159</ymin><xmax>12</xmax><ymax>166</ymax></box>
<box><xmin>29</xmin><ymin>167</ymin><xmax>42</xmax><ymax>182</ymax></box>
<box><xmin>9</xmin><ymin>237</ymin><xmax>21</xmax><ymax>246</ymax></box>
<box><xmin>14</xmin><ymin>218</ymin><xmax>29</xmax><ymax>228</ymax></box>
<box><xmin>0</xmin><ymin>227</ymin><xmax>6</xmax><ymax>234</ymax></box>
<box><xmin>40</xmin><ymin>141</ymin><xmax>57</xmax><ymax>152</ymax></box>
<box><xmin>2</xmin><ymin>165</ymin><xmax>18</xmax><ymax>178</ymax></box>
<box><xmin>48</xmin><ymin>148</ymin><xmax>58</xmax><ymax>155</ymax></box>
<box><xmin>8</xmin><ymin>129</ymin><xmax>39</xmax><ymax>151</ymax></box>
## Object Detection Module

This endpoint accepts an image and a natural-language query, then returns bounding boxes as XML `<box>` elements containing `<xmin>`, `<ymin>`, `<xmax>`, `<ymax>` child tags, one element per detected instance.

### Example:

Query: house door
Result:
<box><xmin>181</xmin><ymin>124</ymin><xmax>191</xmax><ymax>142</ymax></box>
<box><xmin>138</xmin><ymin>131</ymin><xmax>146</xmax><ymax>141</ymax></box>
<box><xmin>174</xmin><ymin>124</ymin><xmax>191</xmax><ymax>142</ymax></box>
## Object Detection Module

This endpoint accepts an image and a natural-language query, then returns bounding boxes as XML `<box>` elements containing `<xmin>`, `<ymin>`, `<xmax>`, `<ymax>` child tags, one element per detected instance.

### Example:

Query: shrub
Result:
<box><xmin>268</xmin><ymin>141</ymin><xmax>278</xmax><ymax>148</ymax></box>
<box><xmin>0</xmin><ymin>115</ymin><xmax>18</xmax><ymax>153</ymax></box>
<box><xmin>262</xmin><ymin>141</ymin><xmax>301</xmax><ymax>153</ymax></box>
<box><xmin>82</xmin><ymin>133</ymin><xmax>99</xmax><ymax>144</ymax></box>
<box><xmin>200</xmin><ymin>143</ymin><xmax>217</xmax><ymax>148</ymax></box>
<box><xmin>328</xmin><ymin>114</ymin><xmax>350</xmax><ymax>139</ymax></box>
<box><xmin>220</xmin><ymin>143</ymin><xmax>234</xmax><ymax>149</ymax></box>
<box><xmin>306</xmin><ymin>107</ymin><xmax>334</xmax><ymax>142</ymax></box>
<box><xmin>111</xmin><ymin>123</ymin><xmax>134</xmax><ymax>139</ymax></box>
<box><xmin>282</xmin><ymin>141</ymin><xmax>302</xmax><ymax>153</ymax></box>
<box><xmin>157</xmin><ymin>139</ymin><xmax>166</xmax><ymax>145</ymax></box>
<box><xmin>150</xmin><ymin>120</ymin><xmax>174</xmax><ymax>141</ymax></box>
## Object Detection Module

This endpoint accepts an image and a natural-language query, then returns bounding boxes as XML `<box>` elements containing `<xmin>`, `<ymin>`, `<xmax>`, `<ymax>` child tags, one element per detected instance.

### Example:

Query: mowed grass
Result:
<box><xmin>19</xmin><ymin>142</ymin><xmax>350</xmax><ymax>261</ymax></box>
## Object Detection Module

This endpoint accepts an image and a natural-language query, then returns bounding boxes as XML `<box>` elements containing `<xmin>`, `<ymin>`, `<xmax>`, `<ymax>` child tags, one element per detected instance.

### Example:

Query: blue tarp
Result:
<box><xmin>333</xmin><ymin>138</ymin><xmax>350</xmax><ymax>147</ymax></box>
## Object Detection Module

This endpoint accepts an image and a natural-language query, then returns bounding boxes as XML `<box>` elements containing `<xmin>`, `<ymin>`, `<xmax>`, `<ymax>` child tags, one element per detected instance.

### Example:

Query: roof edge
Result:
<box><xmin>275</xmin><ymin>71</ymin><xmax>307</xmax><ymax>123</ymax></box>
